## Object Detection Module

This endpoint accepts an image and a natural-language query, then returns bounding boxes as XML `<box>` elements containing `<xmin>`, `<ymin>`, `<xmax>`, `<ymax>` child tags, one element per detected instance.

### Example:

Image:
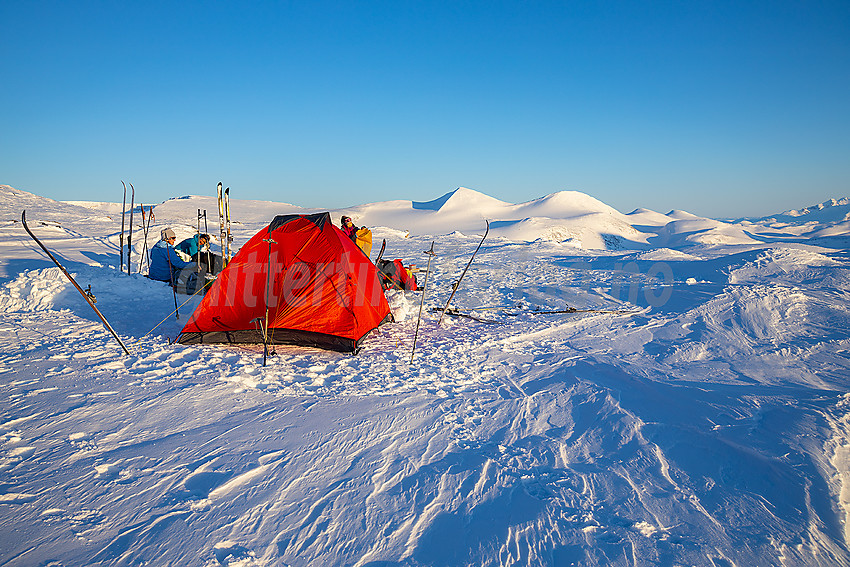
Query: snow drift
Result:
<box><xmin>1</xmin><ymin>184</ymin><xmax>849</xmax><ymax>566</ymax></box>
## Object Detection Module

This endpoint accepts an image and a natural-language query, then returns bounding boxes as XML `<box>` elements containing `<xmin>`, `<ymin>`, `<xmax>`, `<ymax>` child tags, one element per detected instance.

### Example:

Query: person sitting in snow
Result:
<box><xmin>340</xmin><ymin>215</ymin><xmax>374</xmax><ymax>256</ymax></box>
<box><xmin>340</xmin><ymin>215</ymin><xmax>359</xmax><ymax>244</ymax></box>
<box><xmin>149</xmin><ymin>228</ymin><xmax>192</xmax><ymax>285</ymax></box>
<box><xmin>176</xmin><ymin>233</ymin><xmax>219</xmax><ymax>274</ymax></box>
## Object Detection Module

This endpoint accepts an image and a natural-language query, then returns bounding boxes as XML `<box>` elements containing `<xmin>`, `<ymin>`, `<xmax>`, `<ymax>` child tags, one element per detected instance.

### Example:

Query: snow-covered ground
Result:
<box><xmin>1</xmin><ymin>184</ymin><xmax>850</xmax><ymax>566</ymax></box>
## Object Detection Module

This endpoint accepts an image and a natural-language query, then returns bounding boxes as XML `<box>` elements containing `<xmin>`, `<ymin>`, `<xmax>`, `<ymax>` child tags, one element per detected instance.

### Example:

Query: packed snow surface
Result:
<box><xmin>1</xmin><ymin>184</ymin><xmax>850</xmax><ymax>566</ymax></box>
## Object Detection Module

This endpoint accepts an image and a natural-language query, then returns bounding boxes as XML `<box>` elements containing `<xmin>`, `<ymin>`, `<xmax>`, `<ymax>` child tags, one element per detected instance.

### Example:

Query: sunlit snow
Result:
<box><xmin>1</xmin><ymin>184</ymin><xmax>849</xmax><ymax>566</ymax></box>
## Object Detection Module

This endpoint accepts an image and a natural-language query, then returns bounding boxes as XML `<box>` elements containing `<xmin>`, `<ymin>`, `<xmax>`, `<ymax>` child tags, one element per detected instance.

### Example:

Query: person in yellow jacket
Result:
<box><xmin>340</xmin><ymin>216</ymin><xmax>373</xmax><ymax>257</ymax></box>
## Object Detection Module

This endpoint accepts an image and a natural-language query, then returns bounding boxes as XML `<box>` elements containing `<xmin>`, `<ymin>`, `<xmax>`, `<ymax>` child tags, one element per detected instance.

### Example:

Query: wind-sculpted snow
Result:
<box><xmin>1</xmin><ymin>185</ymin><xmax>850</xmax><ymax>565</ymax></box>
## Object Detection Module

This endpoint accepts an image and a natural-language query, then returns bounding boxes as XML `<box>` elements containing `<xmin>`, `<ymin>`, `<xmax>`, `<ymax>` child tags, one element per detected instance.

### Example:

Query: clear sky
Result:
<box><xmin>2</xmin><ymin>1</ymin><xmax>848</xmax><ymax>218</ymax></box>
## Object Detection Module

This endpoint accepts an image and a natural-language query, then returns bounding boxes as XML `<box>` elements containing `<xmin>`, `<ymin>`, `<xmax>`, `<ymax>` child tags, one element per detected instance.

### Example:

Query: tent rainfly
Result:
<box><xmin>176</xmin><ymin>212</ymin><xmax>391</xmax><ymax>352</ymax></box>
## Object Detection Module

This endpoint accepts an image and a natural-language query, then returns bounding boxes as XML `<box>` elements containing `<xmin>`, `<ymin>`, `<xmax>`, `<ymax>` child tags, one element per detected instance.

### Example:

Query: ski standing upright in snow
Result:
<box><xmin>22</xmin><ymin>211</ymin><xmax>132</xmax><ymax>356</ymax></box>
<box><xmin>120</xmin><ymin>181</ymin><xmax>127</xmax><ymax>271</ymax></box>
<box><xmin>224</xmin><ymin>186</ymin><xmax>232</xmax><ymax>264</ymax></box>
<box><xmin>217</xmin><ymin>182</ymin><xmax>226</xmax><ymax>264</ymax></box>
<box><xmin>437</xmin><ymin>220</ymin><xmax>489</xmax><ymax>326</ymax></box>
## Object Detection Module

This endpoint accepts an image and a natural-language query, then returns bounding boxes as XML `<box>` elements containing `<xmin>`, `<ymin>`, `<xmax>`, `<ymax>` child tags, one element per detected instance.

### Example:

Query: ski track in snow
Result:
<box><xmin>1</xmin><ymin>188</ymin><xmax>850</xmax><ymax>565</ymax></box>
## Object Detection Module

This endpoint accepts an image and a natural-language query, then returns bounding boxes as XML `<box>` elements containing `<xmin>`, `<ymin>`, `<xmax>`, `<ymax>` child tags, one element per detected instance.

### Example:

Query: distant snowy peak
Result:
<box><xmin>515</xmin><ymin>190</ymin><xmax>623</xmax><ymax>219</ymax></box>
<box><xmin>332</xmin><ymin>187</ymin><xmax>644</xmax><ymax>247</ymax></box>
<box><xmin>412</xmin><ymin>187</ymin><xmax>510</xmax><ymax>213</ymax></box>
<box><xmin>625</xmin><ymin>208</ymin><xmax>677</xmax><ymax>227</ymax></box>
<box><xmin>412</xmin><ymin>187</ymin><xmax>625</xmax><ymax>219</ymax></box>
<box><xmin>730</xmin><ymin>197</ymin><xmax>850</xmax><ymax>233</ymax></box>
<box><xmin>780</xmin><ymin>197</ymin><xmax>850</xmax><ymax>224</ymax></box>
<box><xmin>665</xmin><ymin>209</ymin><xmax>702</xmax><ymax>220</ymax></box>
<box><xmin>784</xmin><ymin>197</ymin><xmax>850</xmax><ymax>216</ymax></box>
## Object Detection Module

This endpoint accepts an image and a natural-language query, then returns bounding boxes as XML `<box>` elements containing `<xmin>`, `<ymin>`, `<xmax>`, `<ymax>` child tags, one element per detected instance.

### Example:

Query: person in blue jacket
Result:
<box><xmin>176</xmin><ymin>233</ymin><xmax>209</xmax><ymax>257</ymax></box>
<box><xmin>149</xmin><ymin>228</ymin><xmax>192</xmax><ymax>285</ymax></box>
<box><xmin>176</xmin><ymin>233</ymin><xmax>219</xmax><ymax>274</ymax></box>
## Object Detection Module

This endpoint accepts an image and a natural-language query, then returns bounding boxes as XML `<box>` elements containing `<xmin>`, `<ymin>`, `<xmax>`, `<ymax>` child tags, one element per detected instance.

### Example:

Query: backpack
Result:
<box><xmin>355</xmin><ymin>227</ymin><xmax>373</xmax><ymax>257</ymax></box>
<box><xmin>377</xmin><ymin>259</ymin><xmax>418</xmax><ymax>291</ymax></box>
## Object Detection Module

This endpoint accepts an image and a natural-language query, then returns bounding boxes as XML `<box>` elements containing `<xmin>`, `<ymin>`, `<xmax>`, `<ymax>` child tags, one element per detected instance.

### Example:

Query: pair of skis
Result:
<box><xmin>120</xmin><ymin>181</ymin><xmax>135</xmax><ymax>274</ymax></box>
<box><xmin>119</xmin><ymin>181</ymin><xmax>156</xmax><ymax>275</ymax></box>
<box><xmin>216</xmin><ymin>182</ymin><xmax>232</xmax><ymax>266</ymax></box>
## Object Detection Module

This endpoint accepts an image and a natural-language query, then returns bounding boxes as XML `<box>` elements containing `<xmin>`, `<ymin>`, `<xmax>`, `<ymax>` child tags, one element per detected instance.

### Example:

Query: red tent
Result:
<box><xmin>177</xmin><ymin>212</ymin><xmax>391</xmax><ymax>352</ymax></box>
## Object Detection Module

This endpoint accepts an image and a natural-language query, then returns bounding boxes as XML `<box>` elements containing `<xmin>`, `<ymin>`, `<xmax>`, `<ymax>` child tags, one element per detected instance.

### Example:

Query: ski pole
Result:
<box><xmin>138</xmin><ymin>205</ymin><xmax>146</xmax><ymax>273</ymax></box>
<box><xmin>138</xmin><ymin>205</ymin><xmax>150</xmax><ymax>274</ymax></box>
<box><xmin>438</xmin><ymin>220</ymin><xmax>489</xmax><ymax>326</ymax></box>
<box><xmin>203</xmin><ymin>210</ymin><xmax>212</xmax><ymax>273</ymax></box>
<box><xmin>165</xmin><ymin>241</ymin><xmax>179</xmax><ymax>319</ymax></box>
<box><xmin>145</xmin><ymin>206</ymin><xmax>155</xmax><ymax>273</ymax></box>
<box><xmin>136</xmin><ymin>282</ymin><xmax>207</xmax><ymax>345</ymax></box>
<box><xmin>127</xmin><ymin>183</ymin><xmax>135</xmax><ymax>275</ymax></box>
<box><xmin>197</xmin><ymin>209</ymin><xmax>202</xmax><ymax>273</ymax></box>
<box><xmin>410</xmin><ymin>241</ymin><xmax>435</xmax><ymax>363</ymax></box>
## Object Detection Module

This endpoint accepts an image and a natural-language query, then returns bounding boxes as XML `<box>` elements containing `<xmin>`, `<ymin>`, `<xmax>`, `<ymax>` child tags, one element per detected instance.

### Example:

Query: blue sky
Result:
<box><xmin>2</xmin><ymin>1</ymin><xmax>848</xmax><ymax>217</ymax></box>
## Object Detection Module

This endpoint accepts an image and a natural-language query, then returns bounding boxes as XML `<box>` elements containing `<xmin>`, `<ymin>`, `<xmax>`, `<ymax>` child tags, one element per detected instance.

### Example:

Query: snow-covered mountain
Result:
<box><xmin>775</xmin><ymin>197</ymin><xmax>850</xmax><ymax>224</ymax></box>
<box><xmin>1</xmin><ymin>184</ymin><xmax>850</xmax><ymax>566</ymax></box>
<box><xmin>43</xmin><ymin>184</ymin><xmax>850</xmax><ymax>252</ymax></box>
<box><xmin>335</xmin><ymin>186</ymin><xmax>650</xmax><ymax>249</ymax></box>
<box><xmin>732</xmin><ymin>197</ymin><xmax>850</xmax><ymax>243</ymax></box>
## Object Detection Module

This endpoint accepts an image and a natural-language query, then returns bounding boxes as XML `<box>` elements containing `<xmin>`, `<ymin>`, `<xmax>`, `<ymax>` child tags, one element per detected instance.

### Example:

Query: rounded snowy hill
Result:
<box><xmin>343</xmin><ymin>187</ymin><xmax>652</xmax><ymax>249</ymax></box>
